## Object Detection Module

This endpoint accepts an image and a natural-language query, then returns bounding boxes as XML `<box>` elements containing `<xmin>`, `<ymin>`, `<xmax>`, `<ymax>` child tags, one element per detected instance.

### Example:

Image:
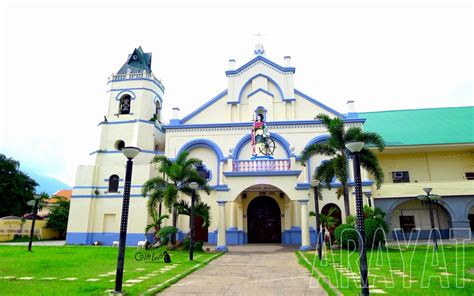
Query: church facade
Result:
<box><xmin>66</xmin><ymin>46</ymin><xmax>474</xmax><ymax>250</ymax></box>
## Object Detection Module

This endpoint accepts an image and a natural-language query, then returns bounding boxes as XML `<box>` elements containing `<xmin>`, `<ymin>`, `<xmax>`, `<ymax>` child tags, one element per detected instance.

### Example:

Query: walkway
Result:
<box><xmin>159</xmin><ymin>244</ymin><xmax>327</xmax><ymax>296</ymax></box>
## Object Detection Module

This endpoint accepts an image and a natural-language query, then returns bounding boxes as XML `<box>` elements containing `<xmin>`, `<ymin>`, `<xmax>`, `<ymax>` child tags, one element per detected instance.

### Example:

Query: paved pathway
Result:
<box><xmin>159</xmin><ymin>244</ymin><xmax>327</xmax><ymax>296</ymax></box>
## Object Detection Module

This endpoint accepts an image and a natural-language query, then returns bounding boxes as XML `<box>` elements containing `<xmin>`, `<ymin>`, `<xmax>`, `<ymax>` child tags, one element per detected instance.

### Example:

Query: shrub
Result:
<box><xmin>345</xmin><ymin>215</ymin><xmax>356</xmax><ymax>227</ymax></box>
<box><xmin>158</xmin><ymin>226</ymin><xmax>176</xmax><ymax>245</ymax></box>
<box><xmin>334</xmin><ymin>224</ymin><xmax>359</xmax><ymax>250</ymax></box>
<box><xmin>365</xmin><ymin>218</ymin><xmax>387</xmax><ymax>248</ymax></box>
<box><xmin>182</xmin><ymin>238</ymin><xmax>204</xmax><ymax>251</ymax></box>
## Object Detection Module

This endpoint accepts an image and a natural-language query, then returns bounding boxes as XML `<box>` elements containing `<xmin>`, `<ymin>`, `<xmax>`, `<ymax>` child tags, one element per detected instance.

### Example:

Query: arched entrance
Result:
<box><xmin>321</xmin><ymin>203</ymin><xmax>342</xmax><ymax>229</ymax></box>
<box><xmin>247</xmin><ymin>196</ymin><xmax>282</xmax><ymax>243</ymax></box>
<box><xmin>390</xmin><ymin>199</ymin><xmax>452</xmax><ymax>239</ymax></box>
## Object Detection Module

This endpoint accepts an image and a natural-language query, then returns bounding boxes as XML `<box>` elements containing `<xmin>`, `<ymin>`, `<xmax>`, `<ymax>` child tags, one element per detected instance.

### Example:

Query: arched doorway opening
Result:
<box><xmin>320</xmin><ymin>203</ymin><xmax>342</xmax><ymax>241</ymax></box>
<box><xmin>390</xmin><ymin>199</ymin><xmax>452</xmax><ymax>239</ymax></box>
<box><xmin>321</xmin><ymin>203</ymin><xmax>342</xmax><ymax>229</ymax></box>
<box><xmin>247</xmin><ymin>196</ymin><xmax>282</xmax><ymax>243</ymax></box>
<box><xmin>194</xmin><ymin>215</ymin><xmax>208</xmax><ymax>242</ymax></box>
<box><xmin>468</xmin><ymin>206</ymin><xmax>474</xmax><ymax>233</ymax></box>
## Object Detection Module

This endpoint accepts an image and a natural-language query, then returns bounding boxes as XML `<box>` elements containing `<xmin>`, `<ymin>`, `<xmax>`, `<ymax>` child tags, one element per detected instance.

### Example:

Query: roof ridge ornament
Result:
<box><xmin>253</xmin><ymin>32</ymin><xmax>266</xmax><ymax>56</ymax></box>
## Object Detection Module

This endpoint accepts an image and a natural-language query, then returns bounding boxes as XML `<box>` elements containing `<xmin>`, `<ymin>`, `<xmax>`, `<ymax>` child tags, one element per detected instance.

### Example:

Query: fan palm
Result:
<box><xmin>146</xmin><ymin>150</ymin><xmax>211</xmax><ymax>245</ymax></box>
<box><xmin>301</xmin><ymin>113</ymin><xmax>385</xmax><ymax>217</ymax></box>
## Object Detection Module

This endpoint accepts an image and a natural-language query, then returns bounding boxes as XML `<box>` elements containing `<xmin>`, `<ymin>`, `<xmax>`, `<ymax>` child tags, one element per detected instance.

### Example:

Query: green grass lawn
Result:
<box><xmin>298</xmin><ymin>244</ymin><xmax>474</xmax><ymax>295</ymax></box>
<box><xmin>0</xmin><ymin>245</ymin><xmax>222</xmax><ymax>295</ymax></box>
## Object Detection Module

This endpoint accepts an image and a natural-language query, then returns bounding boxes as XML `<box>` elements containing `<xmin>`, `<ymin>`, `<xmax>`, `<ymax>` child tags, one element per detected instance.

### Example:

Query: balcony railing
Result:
<box><xmin>232</xmin><ymin>159</ymin><xmax>291</xmax><ymax>172</ymax></box>
<box><xmin>109</xmin><ymin>72</ymin><xmax>165</xmax><ymax>90</ymax></box>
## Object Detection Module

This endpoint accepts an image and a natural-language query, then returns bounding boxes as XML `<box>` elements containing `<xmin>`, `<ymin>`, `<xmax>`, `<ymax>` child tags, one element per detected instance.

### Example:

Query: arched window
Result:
<box><xmin>108</xmin><ymin>175</ymin><xmax>119</xmax><ymax>193</ymax></box>
<box><xmin>155</xmin><ymin>101</ymin><xmax>161</xmax><ymax>122</ymax></box>
<box><xmin>119</xmin><ymin>95</ymin><xmax>131</xmax><ymax>114</ymax></box>
<box><xmin>255</xmin><ymin>106</ymin><xmax>267</xmax><ymax>119</ymax></box>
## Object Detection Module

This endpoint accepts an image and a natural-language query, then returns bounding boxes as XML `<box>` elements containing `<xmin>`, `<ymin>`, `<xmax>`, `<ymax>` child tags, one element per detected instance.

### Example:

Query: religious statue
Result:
<box><xmin>251</xmin><ymin>113</ymin><xmax>271</xmax><ymax>157</ymax></box>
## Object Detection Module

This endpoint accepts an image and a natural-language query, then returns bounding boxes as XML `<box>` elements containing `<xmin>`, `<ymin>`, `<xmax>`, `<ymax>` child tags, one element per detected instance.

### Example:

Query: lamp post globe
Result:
<box><xmin>114</xmin><ymin>146</ymin><xmax>140</xmax><ymax>294</ymax></box>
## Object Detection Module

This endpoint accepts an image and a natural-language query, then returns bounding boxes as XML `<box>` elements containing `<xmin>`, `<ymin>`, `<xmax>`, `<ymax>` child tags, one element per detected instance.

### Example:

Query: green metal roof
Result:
<box><xmin>117</xmin><ymin>46</ymin><xmax>152</xmax><ymax>74</ymax></box>
<box><xmin>359</xmin><ymin>106</ymin><xmax>474</xmax><ymax>146</ymax></box>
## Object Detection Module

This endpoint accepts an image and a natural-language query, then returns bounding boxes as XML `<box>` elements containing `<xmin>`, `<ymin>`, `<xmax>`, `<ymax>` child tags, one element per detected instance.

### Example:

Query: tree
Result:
<box><xmin>175</xmin><ymin>199</ymin><xmax>212</xmax><ymax>231</ymax></box>
<box><xmin>301</xmin><ymin>113</ymin><xmax>385</xmax><ymax>218</ymax></box>
<box><xmin>0</xmin><ymin>154</ymin><xmax>38</xmax><ymax>217</ymax></box>
<box><xmin>144</xmin><ymin>213</ymin><xmax>169</xmax><ymax>241</ymax></box>
<box><xmin>45</xmin><ymin>196</ymin><xmax>70</xmax><ymax>238</ymax></box>
<box><xmin>146</xmin><ymin>151</ymin><xmax>210</xmax><ymax>245</ymax></box>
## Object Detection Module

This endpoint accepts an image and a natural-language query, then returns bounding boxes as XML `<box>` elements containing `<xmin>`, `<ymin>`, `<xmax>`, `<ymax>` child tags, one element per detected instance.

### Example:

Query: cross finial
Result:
<box><xmin>253</xmin><ymin>32</ymin><xmax>266</xmax><ymax>56</ymax></box>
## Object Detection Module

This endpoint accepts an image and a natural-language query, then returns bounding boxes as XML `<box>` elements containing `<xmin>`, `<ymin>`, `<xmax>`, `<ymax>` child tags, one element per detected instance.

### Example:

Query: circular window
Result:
<box><xmin>115</xmin><ymin>140</ymin><xmax>125</xmax><ymax>150</ymax></box>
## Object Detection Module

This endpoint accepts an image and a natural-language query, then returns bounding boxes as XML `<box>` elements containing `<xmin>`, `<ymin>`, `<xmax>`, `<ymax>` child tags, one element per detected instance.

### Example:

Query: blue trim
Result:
<box><xmin>226</xmin><ymin>228</ymin><xmax>244</xmax><ymax>245</ymax></box>
<box><xmin>176</xmin><ymin>138</ymin><xmax>224</xmax><ymax>186</ymax></box>
<box><xmin>180</xmin><ymin>90</ymin><xmax>228</xmax><ymax>124</ymax></box>
<box><xmin>109</xmin><ymin>87</ymin><xmax>163</xmax><ymax>103</ymax></box>
<box><xmin>247</xmin><ymin>88</ymin><xmax>274</xmax><ymax>98</ymax></box>
<box><xmin>282</xmin><ymin>227</ymin><xmax>302</xmax><ymax>244</ymax></box>
<box><xmin>298</xmin><ymin>200</ymin><xmax>309</xmax><ymax>205</ymax></box>
<box><xmin>295</xmin><ymin>89</ymin><xmax>342</xmax><ymax>117</ymax></box>
<box><xmin>208</xmin><ymin>231</ymin><xmax>217</xmax><ymax>244</ymax></box>
<box><xmin>299</xmin><ymin>245</ymin><xmax>313</xmax><ymax>251</ymax></box>
<box><xmin>177</xmin><ymin>139</ymin><xmax>224</xmax><ymax>162</ymax></box>
<box><xmin>346</xmin><ymin>112</ymin><xmax>359</xmax><ymax>119</ymax></box>
<box><xmin>215</xmin><ymin>246</ymin><xmax>228</xmax><ymax>252</ymax></box>
<box><xmin>217</xmin><ymin>201</ymin><xmax>227</xmax><ymax>205</ymax></box>
<box><xmin>66</xmin><ymin>232</ymin><xmax>146</xmax><ymax>246</ymax></box>
<box><xmin>223</xmin><ymin>170</ymin><xmax>301</xmax><ymax>177</ymax></box>
<box><xmin>303</xmin><ymin>134</ymin><xmax>331</xmax><ymax>185</ymax></box>
<box><xmin>211</xmin><ymin>185</ymin><xmax>230</xmax><ymax>192</ymax></box>
<box><xmin>225</xmin><ymin>55</ymin><xmax>295</xmax><ymax>76</ymax></box>
<box><xmin>71</xmin><ymin>194</ymin><xmax>145</xmax><ymax>199</ymax></box>
<box><xmin>98</xmin><ymin>119</ymin><xmax>165</xmax><ymax>133</ymax></box>
<box><xmin>392</xmin><ymin>229</ymin><xmax>450</xmax><ymax>240</ymax></box>
<box><xmin>114</xmin><ymin>90</ymin><xmax>136</xmax><ymax>101</ymax></box>
<box><xmin>233</xmin><ymin>132</ymin><xmax>292</xmax><ymax>159</ymax></box>
<box><xmin>163</xmin><ymin>118</ymin><xmax>365</xmax><ymax>130</ymax></box>
<box><xmin>231</xmin><ymin>73</ymin><xmax>291</xmax><ymax>104</ymax></box>
<box><xmin>295</xmin><ymin>183</ymin><xmax>310</xmax><ymax>190</ymax></box>
<box><xmin>251</xmin><ymin>155</ymin><xmax>274</xmax><ymax>160</ymax></box>
<box><xmin>108</xmin><ymin>77</ymin><xmax>165</xmax><ymax>93</ymax></box>
<box><xmin>73</xmin><ymin>185</ymin><xmax>143</xmax><ymax>189</ymax></box>
<box><xmin>89</xmin><ymin>149</ymin><xmax>164</xmax><ymax>156</ymax></box>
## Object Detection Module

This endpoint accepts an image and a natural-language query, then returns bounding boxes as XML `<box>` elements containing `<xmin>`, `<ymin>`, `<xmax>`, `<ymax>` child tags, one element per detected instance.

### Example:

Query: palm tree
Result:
<box><xmin>146</xmin><ymin>151</ymin><xmax>210</xmax><ymax>245</ymax></box>
<box><xmin>301</xmin><ymin>113</ymin><xmax>385</xmax><ymax>218</ymax></box>
<box><xmin>174</xmin><ymin>199</ymin><xmax>212</xmax><ymax>238</ymax></box>
<box><xmin>144</xmin><ymin>213</ymin><xmax>169</xmax><ymax>242</ymax></box>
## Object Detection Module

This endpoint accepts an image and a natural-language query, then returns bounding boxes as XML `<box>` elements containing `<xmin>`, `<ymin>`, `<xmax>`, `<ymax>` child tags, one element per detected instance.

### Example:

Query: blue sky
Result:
<box><xmin>0</xmin><ymin>0</ymin><xmax>472</xmax><ymax>186</ymax></box>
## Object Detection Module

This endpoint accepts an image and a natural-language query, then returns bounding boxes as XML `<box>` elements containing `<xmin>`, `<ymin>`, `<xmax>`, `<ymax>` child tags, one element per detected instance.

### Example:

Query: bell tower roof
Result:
<box><xmin>117</xmin><ymin>46</ymin><xmax>152</xmax><ymax>74</ymax></box>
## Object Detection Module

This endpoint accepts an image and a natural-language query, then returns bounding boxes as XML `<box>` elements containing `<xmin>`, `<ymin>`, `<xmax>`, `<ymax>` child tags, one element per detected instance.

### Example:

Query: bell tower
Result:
<box><xmin>66</xmin><ymin>47</ymin><xmax>165</xmax><ymax>246</ymax></box>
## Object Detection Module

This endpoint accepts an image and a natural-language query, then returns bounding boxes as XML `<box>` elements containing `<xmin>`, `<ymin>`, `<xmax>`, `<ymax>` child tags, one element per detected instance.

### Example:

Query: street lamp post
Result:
<box><xmin>345</xmin><ymin>141</ymin><xmax>369</xmax><ymax>296</ymax></box>
<box><xmin>310</xmin><ymin>179</ymin><xmax>322</xmax><ymax>260</ymax></box>
<box><xmin>114</xmin><ymin>146</ymin><xmax>140</xmax><ymax>295</ymax></box>
<box><xmin>189</xmin><ymin>182</ymin><xmax>199</xmax><ymax>261</ymax></box>
<box><xmin>26</xmin><ymin>195</ymin><xmax>42</xmax><ymax>252</ymax></box>
<box><xmin>417</xmin><ymin>188</ymin><xmax>441</xmax><ymax>252</ymax></box>
<box><xmin>364</xmin><ymin>192</ymin><xmax>372</xmax><ymax>208</ymax></box>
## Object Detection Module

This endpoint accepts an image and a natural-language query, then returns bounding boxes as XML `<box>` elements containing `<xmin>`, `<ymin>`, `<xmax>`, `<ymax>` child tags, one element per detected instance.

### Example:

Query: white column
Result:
<box><xmin>216</xmin><ymin>201</ymin><xmax>228</xmax><ymax>252</ymax></box>
<box><xmin>292</xmin><ymin>201</ymin><xmax>300</xmax><ymax>227</ymax></box>
<box><xmin>299</xmin><ymin>200</ymin><xmax>312</xmax><ymax>251</ymax></box>
<box><xmin>229</xmin><ymin>201</ymin><xmax>237</xmax><ymax>230</ymax></box>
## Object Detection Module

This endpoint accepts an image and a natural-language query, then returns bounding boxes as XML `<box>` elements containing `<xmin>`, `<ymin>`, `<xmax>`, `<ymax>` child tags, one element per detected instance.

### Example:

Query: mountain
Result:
<box><xmin>23</xmin><ymin>170</ymin><xmax>71</xmax><ymax>195</ymax></box>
